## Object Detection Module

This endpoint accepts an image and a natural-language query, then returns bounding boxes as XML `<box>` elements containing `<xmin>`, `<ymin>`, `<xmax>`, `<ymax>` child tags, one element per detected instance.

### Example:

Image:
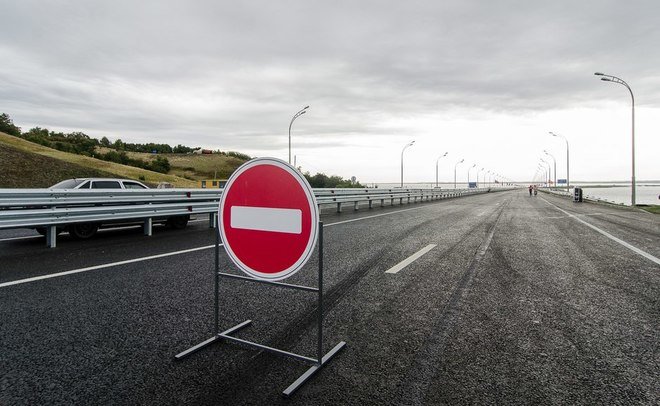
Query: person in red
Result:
<box><xmin>529</xmin><ymin>185</ymin><xmax>533</xmax><ymax>196</ymax></box>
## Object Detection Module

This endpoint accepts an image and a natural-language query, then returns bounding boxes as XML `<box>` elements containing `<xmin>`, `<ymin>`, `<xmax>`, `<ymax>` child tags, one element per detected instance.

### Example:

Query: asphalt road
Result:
<box><xmin>1</xmin><ymin>190</ymin><xmax>658</xmax><ymax>405</ymax></box>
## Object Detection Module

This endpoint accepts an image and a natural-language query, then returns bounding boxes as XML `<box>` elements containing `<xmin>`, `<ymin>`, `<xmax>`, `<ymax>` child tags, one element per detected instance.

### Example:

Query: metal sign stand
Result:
<box><xmin>175</xmin><ymin>221</ymin><xmax>346</xmax><ymax>397</ymax></box>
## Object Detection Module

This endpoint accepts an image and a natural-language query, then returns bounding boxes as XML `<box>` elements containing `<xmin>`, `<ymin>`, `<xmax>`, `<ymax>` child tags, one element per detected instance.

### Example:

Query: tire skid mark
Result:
<box><xmin>399</xmin><ymin>197</ymin><xmax>511</xmax><ymax>405</ymax></box>
<box><xmin>202</xmin><ymin>201</ymin><xmax>499</xmax><ymax>401</ymax></box>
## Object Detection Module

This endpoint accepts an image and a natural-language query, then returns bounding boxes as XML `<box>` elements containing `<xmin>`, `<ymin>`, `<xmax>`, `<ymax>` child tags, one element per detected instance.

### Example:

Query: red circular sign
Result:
<box><xmin>219</xmin><ymin>158</ymin><xmax>319</xmax><ymax>281</ymax></box>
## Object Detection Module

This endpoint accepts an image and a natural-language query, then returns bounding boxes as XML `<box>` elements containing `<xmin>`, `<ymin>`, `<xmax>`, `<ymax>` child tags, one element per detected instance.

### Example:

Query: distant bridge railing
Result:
<box><xmin>0</xmin><ymin>187</ymin><xmax>501</xmax><ymax>247</ymax></box>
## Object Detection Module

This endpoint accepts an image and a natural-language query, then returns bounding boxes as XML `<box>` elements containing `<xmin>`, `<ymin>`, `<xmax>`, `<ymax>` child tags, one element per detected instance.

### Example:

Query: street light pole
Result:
<box><xmin>435</xmin><ymin>152</ymin><xmax>448</xmax><ymax>188</ymax></box>
<box><xmin>540</xmin><ymin>158</ymin><xmax>551</xmax><ymax>187</ymax></box>
<box><xmin>454</xmin><ymin>159</ymin><xmax>464</xmax><ymax>189</ymax></box>
<box><xmin>594</xmin><ymin>72</ymin><xmax>636</xmax><ymax>205</ymax></box>
<box><xmin>288</xmin><ymin>106</ymin><xmax>309</xmax><ymax>164</ymax></box>
<box><xmin>543</xmin><ymin>150</ymin><xmax>557</xmax><ymax>189</ymax></box>
<box><xmin>467</xmin><ymin>164</ymin><xmax>476</xmax><ymax>187</ymax></box>
<box><xmin>477</xmin><ymin>167</ymin><xmax>485</xmax><ymax>189</ymax></box>
<box><xmin>549</xmin><ymin>131</ymin><xmax>570</xmax><ymax>193</ymax></box>
<box><xmin>401</xmin><ymin>141</ymin><xmax>415</xmax><ymax>188</ymax></box>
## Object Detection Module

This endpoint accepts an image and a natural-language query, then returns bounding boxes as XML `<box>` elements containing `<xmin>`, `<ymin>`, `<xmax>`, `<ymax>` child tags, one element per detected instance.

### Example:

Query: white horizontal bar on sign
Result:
<box><xmin>230</xmin><ymin>206</ymin><xmax>302</xmax><ymax>234</ymax></box>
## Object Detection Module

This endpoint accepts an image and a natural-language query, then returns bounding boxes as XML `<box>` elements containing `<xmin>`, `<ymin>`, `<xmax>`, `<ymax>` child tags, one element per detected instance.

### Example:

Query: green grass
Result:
<box><xmin>639</xmin><ymin>205</ymin><xmax>660</xmax><ymax>214</ymax></box>
<box><xmin>96</xmin><ymin>147</ymin><xmax>247</xmax><ymax>180</ymax></box>
<box><xmin>0</xmin><ymin>132</ymin><xmax>197</xmax><ymax>187</ymax></box>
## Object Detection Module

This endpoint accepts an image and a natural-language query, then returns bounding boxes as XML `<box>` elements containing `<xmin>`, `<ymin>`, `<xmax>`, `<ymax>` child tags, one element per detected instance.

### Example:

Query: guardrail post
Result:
<box><xmin>368</xmin><ymin>200</ymin><xmax>373</xmax><ymax>209</ymax></box>
<box><xmin>336</xmin><ymin>202</ymin><xmax>342</xmax><ymax>213</ymax></box>
<box><xmin>209</xmin><ymin>213</ymin><xmax>217</xmax><ymax>228</ymax></box>
<box><xmin>353</xmin><ymin>201</ymin><xmax>359</xmax><ymax>211</ymax></box>
<box><xmin>143</xmin><ymin>218</ymin><xmax>153</xmax><ymax>236</ymax></box>
<box><xmin>381</xmin><ymin>199</ymin><xmax>385</xmax><ymax>207</ymax></box>
<box><xmin>46</xmin><ymin>226</ymin><xmax>57</xmax><ymax>248</ymax></box>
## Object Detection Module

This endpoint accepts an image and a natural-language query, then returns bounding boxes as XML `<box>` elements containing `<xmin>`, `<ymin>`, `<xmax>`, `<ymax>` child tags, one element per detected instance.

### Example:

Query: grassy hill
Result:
<box><xmin>95</xmin><ymin>147</ymin><xmax>248</xmax><ymax>180</ymax></box>
<box><xmin>0</xmin><ymin>132</ymin><xmax>197</xmax><ymax>188</ymax></box>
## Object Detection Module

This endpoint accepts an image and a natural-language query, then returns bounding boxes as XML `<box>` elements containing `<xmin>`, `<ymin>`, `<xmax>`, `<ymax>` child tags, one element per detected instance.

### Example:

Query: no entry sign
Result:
<box><xmin>219</xmin><ymin>158</ymin><xmax>319</xmax><ymax>281</ymax></box>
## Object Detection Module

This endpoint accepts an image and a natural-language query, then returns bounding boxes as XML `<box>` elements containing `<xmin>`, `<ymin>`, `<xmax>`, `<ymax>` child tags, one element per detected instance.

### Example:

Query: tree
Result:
<box><xmin>149</xmin><ymin>156</ymin><xmax>171</xmax><ymax>173</ymax></box>
<box><xmin>113</xmin><ymin>139</ymin><xmax>124</xmax><ymax>150</ymax></box>
<box><xmin>100</xmin><ymin>136</ymin><xmax>111</xmax><ymax>147</ymax></box>
<box><xmin>0</xmin><ymin>113</ymin><xmax>21</xmax><ymax>136</ymax></box>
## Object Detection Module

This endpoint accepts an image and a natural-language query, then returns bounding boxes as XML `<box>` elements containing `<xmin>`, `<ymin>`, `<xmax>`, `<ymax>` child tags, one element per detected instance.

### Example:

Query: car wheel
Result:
<box><xmin>167</xmin><ymin>215</ymin><xmax>189</xmax><ymax>229</ymax></box>
<box><xmin>69</xmin><ymin>223</ymin><xmax>99</xmax><ymax>239</ymax></box>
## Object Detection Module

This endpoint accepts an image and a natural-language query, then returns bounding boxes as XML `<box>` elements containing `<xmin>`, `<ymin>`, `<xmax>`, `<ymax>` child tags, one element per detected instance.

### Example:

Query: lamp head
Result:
<box><xmin>601</xmin><ymin>77</ymin><xmax>611</xmax><ymax>82</ymax></box>
<box><xmin>594</xmin><ymin>72</ymin><xmax>604</xmax><ymax>76</ymax></box>
<box><xmin>303</xmin><ymin>105</ymin><xmax>310</xmax><ymax>110</ymax></box>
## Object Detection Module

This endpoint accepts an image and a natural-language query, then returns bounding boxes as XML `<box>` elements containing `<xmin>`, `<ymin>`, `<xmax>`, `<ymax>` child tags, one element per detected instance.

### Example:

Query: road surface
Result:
<box><xmin>1</xmin><ymin>190</ymin><xmax>658</xmax><ymax>405</ymax></box>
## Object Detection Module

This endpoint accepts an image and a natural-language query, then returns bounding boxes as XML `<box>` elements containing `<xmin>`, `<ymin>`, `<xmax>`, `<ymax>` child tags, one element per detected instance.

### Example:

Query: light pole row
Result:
<box><xmin>288</xmin><ymin>108</ymin><xmax>503</xmax><ymax>191</ymax></box>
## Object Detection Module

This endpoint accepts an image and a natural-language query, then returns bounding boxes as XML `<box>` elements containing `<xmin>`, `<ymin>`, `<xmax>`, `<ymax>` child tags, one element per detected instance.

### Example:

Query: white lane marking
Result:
<box><xmin>541</xmin><ymin>197</ymin><xmax>660</xmax><ymax>266</ymax></box>
<box><xmin>0</xmin><ymin>235</ymin><xmax>41</xmax><ymax>242</ymax></box>
<box><xmin>231</xmin><ymin>206</ymin><xmax>302</xmax><ymax>234</ymax></box>
<box><xmin>1</xmin><ymin>200</ymin><xmax>462</xmax><ymax>287</ymax></box>
<box><xmin>385</xmin><ymin>244</ymin><xmax>437</xmax><ymax>274</ymax></box>
<box><xmin>0</xmin><ymin>244</ymin><xmax>219</xmax><ymax>288</ymax></box>
<box><xmin>324</xmin><ymin>206</ymin><xmax>423</xmax><ymax>227</ymax></box>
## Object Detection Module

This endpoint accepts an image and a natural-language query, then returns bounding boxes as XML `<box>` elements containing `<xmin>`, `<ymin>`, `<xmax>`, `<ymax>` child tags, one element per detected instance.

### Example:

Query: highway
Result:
<box><xmin>1</xmin><ymin>190</ymin><xmax>658</xmax><ymax>405</ymax></box>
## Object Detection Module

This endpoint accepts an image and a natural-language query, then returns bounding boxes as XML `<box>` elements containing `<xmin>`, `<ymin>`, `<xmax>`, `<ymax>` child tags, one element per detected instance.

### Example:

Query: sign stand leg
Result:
<box><xmin>175</xmin><ymin>221</ymin><xmax>345</xmax><ymax>397</ymax></box>
<box><xmin>282</xmin><ymin>222</ymin><xmax>346</xmax><ymax>398</ymax></box>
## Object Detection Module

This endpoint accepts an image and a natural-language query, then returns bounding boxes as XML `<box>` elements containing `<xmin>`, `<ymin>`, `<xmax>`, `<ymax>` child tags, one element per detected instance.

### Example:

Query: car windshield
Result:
<box><xmin>50</xmin><ymin>179</ymin><xmax>88</xmax><ymax>189</ymax></box>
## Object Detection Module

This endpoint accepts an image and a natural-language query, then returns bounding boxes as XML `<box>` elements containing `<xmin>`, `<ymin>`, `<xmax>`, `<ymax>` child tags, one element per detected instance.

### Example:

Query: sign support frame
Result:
<box><xmin>174</xmin><ymin>221</ymin><xmax>346</xmax><ymax>397</ymax></box>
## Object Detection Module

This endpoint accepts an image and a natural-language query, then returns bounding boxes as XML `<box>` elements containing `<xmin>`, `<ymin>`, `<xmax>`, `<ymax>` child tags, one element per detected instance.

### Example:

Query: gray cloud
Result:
<box><xmin>0</xmin><ymin>0</ymin><xmax>658</xmax><ymax>180</ymax></box>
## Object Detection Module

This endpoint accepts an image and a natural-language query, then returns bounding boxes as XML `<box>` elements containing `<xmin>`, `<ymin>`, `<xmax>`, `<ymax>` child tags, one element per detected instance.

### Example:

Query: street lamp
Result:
<box><xmin>477</xmin><ymin>167</ymin><xmax>485</xmax><ymax>188</ymax></box>
<box><xmin>487</xmin><ymin>171</ymin><xmax>492</xmax><ymax>188</ymax></box>
<box><xmin>538</xmin><ymin>164</ymin><xmax>548</xmax><ymax>187</ymax></box>
<box><xmin>594</xmin><ymin>72</ymin><xmax>636</xmax><ymax>205</ymax></box>
<box><xmin>288</xmin><ymin>106</ymin><xmax>309</xmax><ymax>164</ymax></box>
<box><xmin>401</xmin><ymin>140</ymin><xmax>415</xmax><ymax>188</ymax></box>
<box><xmin>549</xmin><ymin>131</ymin><xmax>570</xmax><ymax>193</ymax></box>
<box><xmin>454</xmin><ymin>159</ymin><xmax>464</xmax><ymax>189</ymax></box>
<box><xmin>467</xmin><ymin>164</ymin><xmax>477</xmax><ymax>187</ymax></box>
<box><xmin>540</xmin><ymin>158</ymin><xmax>551</xmax><ymax>186</ymax></box>
<box><xmin>435</xmin><ymin>152</ymin><xmax>448</xmax><ymax>188</ymax></box>
<box><xmin>543</xmin><ymin>150</ymin><xmax>557</xmax><ymax>189</ymax></box>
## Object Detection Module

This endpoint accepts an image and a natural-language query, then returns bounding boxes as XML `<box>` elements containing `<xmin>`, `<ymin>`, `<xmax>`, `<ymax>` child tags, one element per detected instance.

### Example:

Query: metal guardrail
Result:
<box><xmin>0</xmin><ymin>187</ymin><xmax>499</xmax><ymax>247</ymax></box>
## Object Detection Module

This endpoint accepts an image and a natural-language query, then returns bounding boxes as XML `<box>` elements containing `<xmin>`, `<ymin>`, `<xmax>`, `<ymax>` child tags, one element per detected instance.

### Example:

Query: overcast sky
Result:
<box><xmin>1</xmin><ymin>0</ymin><xmax>658</xmax><ymax>184</ymax></box>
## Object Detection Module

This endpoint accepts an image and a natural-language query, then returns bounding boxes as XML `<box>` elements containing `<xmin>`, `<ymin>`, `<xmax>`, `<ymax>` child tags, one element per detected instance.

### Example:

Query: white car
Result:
<box><xmin>40</xmin><ymin>178</ymin><xmax>189</xmax><ymax>239</ymax></box>
<box><xmin>50</xmin><ymin>178</ymin><xmax>149</xmax><ymax>190</ymax></box>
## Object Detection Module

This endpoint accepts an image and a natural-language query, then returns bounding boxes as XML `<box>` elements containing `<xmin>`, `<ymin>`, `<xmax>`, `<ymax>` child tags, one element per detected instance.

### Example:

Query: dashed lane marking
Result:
<box><xmin>385</xmin><ymin>244</ymin><xmax>437</xmax><ymax>274</ymax></box>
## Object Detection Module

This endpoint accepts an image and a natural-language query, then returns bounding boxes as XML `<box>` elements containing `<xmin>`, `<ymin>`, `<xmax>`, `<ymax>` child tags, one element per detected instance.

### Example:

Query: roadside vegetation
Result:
<box><xmin>1</xmin><ymin>112</ymin><xmax>364</xmax><ymax>188</ymax></box>
<box><xmin>640</xmin><ymin>205</ymin><xmax>660</xmax><ymax>214</ymax></box>
<box><xmin>0</xmin><ymin>132</ymin><xmax>196</xmax><ymax>187</ymax></box>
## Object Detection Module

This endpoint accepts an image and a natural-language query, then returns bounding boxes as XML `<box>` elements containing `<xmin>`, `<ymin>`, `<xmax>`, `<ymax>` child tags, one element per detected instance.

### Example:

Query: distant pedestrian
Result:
<box><xmin>528</xmin><ymin>185</ymin><xmax>533</xmax><ymax>196</ymax></box>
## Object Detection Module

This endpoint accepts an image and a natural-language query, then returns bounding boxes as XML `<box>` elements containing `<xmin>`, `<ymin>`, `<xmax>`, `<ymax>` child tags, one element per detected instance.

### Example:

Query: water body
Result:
<box><xmin>577</xmin><ymin>184</ymin><xmax>660</xmax><ymax>206</ymax></box>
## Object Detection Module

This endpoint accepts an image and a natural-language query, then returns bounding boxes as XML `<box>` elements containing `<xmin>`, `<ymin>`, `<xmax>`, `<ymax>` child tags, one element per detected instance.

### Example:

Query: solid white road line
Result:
<box><xmin>324</xmin><ymin>206</ymin><xmax>425</xmax><ymax>227</ymax></box>
<box><xmin>385</xmin><ymin>244</ymin><xmax>437</xmax><ymax>274</ymax></box>
<box><xmin>541</xmin><ymin>197</ymin><xmax>660</xmax><ymax>266</ymax></box>
<box><xmin>0</xmin><ymin>244</ymin><xmax>218</xmax><ymax>288</ymax></box>
<box><xmin>0</xmin><ymin>235</ymin><xmax>41</xmax><ymax>242</ymax></box>
<box><xmin>1</xmin><ymin>202</ymin><xmax>450</xmax><ymax>287</ymax></box>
